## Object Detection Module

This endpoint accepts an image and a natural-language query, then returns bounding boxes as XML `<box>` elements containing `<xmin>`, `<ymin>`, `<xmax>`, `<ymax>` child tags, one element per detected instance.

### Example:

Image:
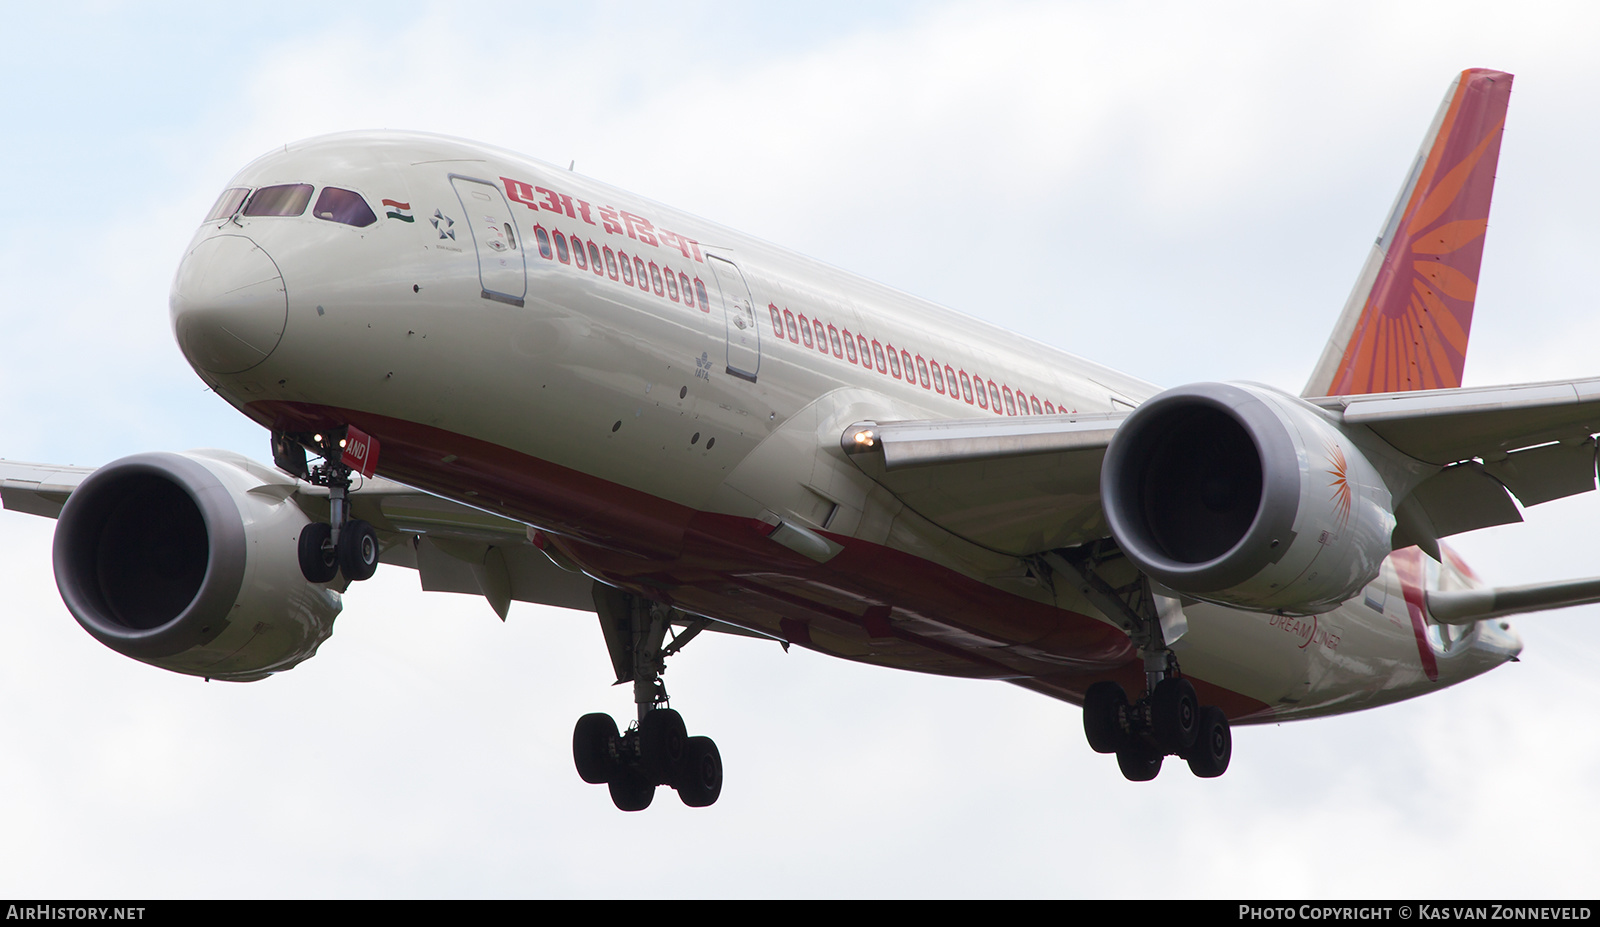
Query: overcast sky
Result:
<box><xmin>1</xmin><ymin>1</ymin><xmax>1598</xmax><ymax>898</ymax></box>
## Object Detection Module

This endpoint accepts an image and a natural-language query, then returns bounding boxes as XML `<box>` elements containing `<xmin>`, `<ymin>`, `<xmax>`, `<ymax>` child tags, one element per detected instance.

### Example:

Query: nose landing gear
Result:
<box><xmin>573</xmin><ymin>584</ymin><xmax>724</xmax><ymax>810</ymax></box>
<box><xmin>275</xmin><ymin>428</ymin><xmax>382</xmax><ymax>585</ymax></box>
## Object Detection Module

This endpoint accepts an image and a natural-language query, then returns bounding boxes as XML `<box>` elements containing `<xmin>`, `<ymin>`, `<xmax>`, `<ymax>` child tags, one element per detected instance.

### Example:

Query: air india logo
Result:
<box><xmin>1326</xmin><ymin>442</ymin><xmax>1352</xmax><ymax>531</ymax></box>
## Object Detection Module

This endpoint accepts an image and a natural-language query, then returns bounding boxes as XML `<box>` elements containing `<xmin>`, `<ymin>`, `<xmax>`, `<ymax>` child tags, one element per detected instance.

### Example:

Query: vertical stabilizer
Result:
<box><xmin>1303</xmin><ymin>69</ymin><xmax>1512</xmax><ymax>398</ymax></box>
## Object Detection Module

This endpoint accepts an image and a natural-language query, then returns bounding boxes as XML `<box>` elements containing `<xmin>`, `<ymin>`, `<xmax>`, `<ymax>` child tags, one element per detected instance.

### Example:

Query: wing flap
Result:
<box><xmin>1482</xmin><ymin>439</ymin><xmax>1598</xmax><ymax>506</ymax></box>
<box><xmin>406</xmin><ymin>534</ymin><xmax>594</xmax><ymax>617</ymax></box>
<box><xmin>1407</xmin><ymin>462</ymin><xmax>1524</xmax><ymax>539</ymax></box>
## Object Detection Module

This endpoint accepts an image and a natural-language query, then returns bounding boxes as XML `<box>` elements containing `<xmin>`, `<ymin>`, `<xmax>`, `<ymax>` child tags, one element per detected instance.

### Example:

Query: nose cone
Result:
<box><xmin>170</xmin><ymin>235</ymin><xmax>287</xmax><ymax>374</ymax></box>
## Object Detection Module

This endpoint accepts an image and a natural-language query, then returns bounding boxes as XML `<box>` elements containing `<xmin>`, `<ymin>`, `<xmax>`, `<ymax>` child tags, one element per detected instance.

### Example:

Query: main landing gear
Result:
<box><xmin>1082</xmin><ymin>673</ymin><xmax>1232</xmax><ymax>780</ymax></box>
<box><xmin>1047</xmin><ymin>544</ymin><xmax>1233</xmax><ymax>781</ymax></box>
<box><xmin>275</xmin><ymin>430</ymin><xmax>381</xmax><ymax>585</ymax></box>
<box><xmin>573</xmin><ymin>585</ymin><xmax>724</xmax><ymax>811</ymax></box>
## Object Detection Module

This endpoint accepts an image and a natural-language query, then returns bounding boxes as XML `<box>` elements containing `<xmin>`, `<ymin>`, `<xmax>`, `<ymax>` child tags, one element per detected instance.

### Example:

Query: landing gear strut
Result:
<box><xmin>1048</xmin><ymin>544</ymin><xmax>1233</xmax><ymax>781</ymax></box>
<box><xmin>276</xmin><ymin>428</ymin><xmax>381</xmax><ymax>585</ymax></box>
<box><xmin>572</xmin><ymin>584</ymin><xmax>723</xmax><ymax>810</ymax></box>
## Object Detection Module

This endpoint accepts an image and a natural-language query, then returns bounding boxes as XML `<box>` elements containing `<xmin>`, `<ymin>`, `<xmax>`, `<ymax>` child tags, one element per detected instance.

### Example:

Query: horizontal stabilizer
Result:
<box><xmin>1429</xmin><ymin>576</ymin><xmax>1600</xmax><ymax>624</ymax></box>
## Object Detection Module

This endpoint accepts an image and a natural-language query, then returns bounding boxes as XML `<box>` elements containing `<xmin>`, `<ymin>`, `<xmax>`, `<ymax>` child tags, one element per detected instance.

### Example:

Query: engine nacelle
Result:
<box><xmin>1101</xmin><ymin>382</ymin><xmax>1395</xmax><ymax>615</ymax></box>
<box><xmin>52</xmin><ymin>450</ymin><xmax>340</xmax><ymax>681</ymax></box>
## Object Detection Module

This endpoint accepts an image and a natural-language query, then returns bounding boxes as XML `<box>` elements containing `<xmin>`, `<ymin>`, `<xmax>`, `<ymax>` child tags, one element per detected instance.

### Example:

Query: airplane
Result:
<box><xmin>4</xmin><ymin>66</ymin><xmax>1597</xmax><ymax>811</ymax></box>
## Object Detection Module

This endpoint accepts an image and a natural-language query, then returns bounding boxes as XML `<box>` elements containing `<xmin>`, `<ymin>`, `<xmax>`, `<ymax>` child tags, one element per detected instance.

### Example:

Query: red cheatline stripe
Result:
<box><xmin>1392</xmin><ymin>547</ymin><xmax>1440</xmax><ymax>682</ymax></box>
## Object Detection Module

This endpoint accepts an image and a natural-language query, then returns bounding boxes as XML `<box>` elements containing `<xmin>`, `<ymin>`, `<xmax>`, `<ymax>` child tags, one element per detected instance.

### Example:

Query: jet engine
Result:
<box><xmin>1101</xmin><ymin>382</ymin><xmax>1396</xmax><ymax>615</ymax></box>
<box><xmin>52</xmin><ymin>450</ymin><xmax>340</xmax><ymax>681</ymax></box>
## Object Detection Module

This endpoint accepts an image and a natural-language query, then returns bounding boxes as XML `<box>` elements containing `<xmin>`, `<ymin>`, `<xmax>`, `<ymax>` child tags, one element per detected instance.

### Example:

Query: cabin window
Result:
<box><xmin>828</xmin><ymin>325</ymin><xmax>843</xmax><ymax>357</ymax></box>
<box><xmin>664</xmin><ymin>266</ymin><xmax>680</xmax><ymax>301</ymax></box>
<box><xmin>872</xmin><ymin>341</ymin><xmax>887</xmax><ymax>373</ymax></box>
<box><xmin>571</xmin><ymin>235</ymin><xmax>587</xmax><ymax>269</ymax></box>
<box><xmin>960</xmin><ymin>371</ymin><xmax>974</xmax><ymax>403</ymax></box>
<box><xmin>784</xmin><ymin>310</ymin><xmax>799</xmax><ymax>342</ymax></box>
<box><xmin>619</xmin><ymin>251</ymin><xmax>635</xmax><ymax>285</ymax></box>
<box><xmin>930</xmin><ymin>360</ymin><xmax>945</xmax><ymax>393</ymax></box>
<box><xmin>604</xmin><ymin>246</ymin><xmax>619</xmax><ymax>279</ymax></box>
<box><xmin>989</xmin><ymin>380</ymin><xmax>1003</xmax><ymax>414</ymax></box>
<box><xmin>588</xmin><ymin>241</ymin><xmax>604</xmax><ymax>275</ymax></box>
<box><xmin>553</xmin><ymin>229</ymin><xmax>570</xmax><ymax>263</ymax></box>
<box><xmin>770</xmin><ymin>305</ymin><xmax>784</xmax><ymax>334</ymax></box>
<box><xmin>813</xmin><ymin>319</ymin><xmax>828</xmax><ymax>352</ymax></box>
<box><xmin>1030</xmin><ymin>395</ymin><xmax>1043</xmax><ymax>414</ymax></box>
<box><xmin>901</xmin><ymin>350</ymin><xmax>914</xmax><ymax>382</ymax></box>
<box><xmin>695</xmin><ymin>279</ymin><xmax>710</xmax><ymax>311</ymax></box>
<box><xmin>634</xmin><ymin>257</ymin><xmax>649</xmax><ymax>290</ymax></box>
<box><xmin>205</xmin><ymin>187</ymin><xmax>251</xmax><ymax>222</ymax></box>
<box><xmin>858</xmin><ymin>335</ymin><xmax>871</xmax><ymax>367</ymax></box>
<box><xmin>799</xmin><ymin>315</ymin><xmax>814</xmax><ymax>347</ymax></box>
<box><xmin>1003</xmin><ymin>387</ymin><xmax>1017</xmax><ymax>416</ymax></box>
<box><xmin>649</xmin><ymin>262</ymin><xmax>664</xmax><ymax>295</ymax></box>
<box><xmin>243</xmin><ymin>183</ymin><xmax>313</xmax><ymax>217</ymax></box>
<box><xmin>312</xmin><ymin>187</ymin><xmax>377</xmax><ymax>227</ymax></box>
<box><xmin>973</xmin><ymin>374</ymin><xmax>988</xmax><ymax>408</ymax></box>
<box><xmin>680</xmin><ymin>273</ymin><xmax>695</xmax><ymax>307</ymax></box>
<box><xmin>843</xmin><ymin>330</ymin><xmax>858</xmax><ymax>363</ymax></box>
<box><xmin>885</xmin><ymin>345</ymin><xmax>901</xmax><ymax>378</ymax></box>
<box><xmin>1044</xmin><ymin>401</ymin><xmax>1056</xmax><ymax>414</ymax></box>
<box><xmin>534</xmin><ymin>226</ymin><xmax>553</xmax><ymax>259</ymax></box>
<box><xmin>916</xmin><ymin>356</ymin><xmax>930</xmax><ymax>388</ymax></box>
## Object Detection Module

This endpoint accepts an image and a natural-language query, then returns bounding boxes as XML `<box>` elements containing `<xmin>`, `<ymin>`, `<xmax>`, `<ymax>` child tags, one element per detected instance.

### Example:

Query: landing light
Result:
<box><xmin>853</xmin><ymin>429</ymin><xmax>876</xmax><ymax>448</ymax></box>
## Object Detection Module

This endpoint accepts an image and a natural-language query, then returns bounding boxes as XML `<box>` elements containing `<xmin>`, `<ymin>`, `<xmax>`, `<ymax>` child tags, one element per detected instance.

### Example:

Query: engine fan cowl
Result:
<box><xmin>52</xmin><ymin>451</ymin><xmax>340</xmax><ymax>680</ymax></box>
<box><xmin>1101</xmin><ymin>382</ymin><xmax>1395</xmax><ymax>615</ymax></box>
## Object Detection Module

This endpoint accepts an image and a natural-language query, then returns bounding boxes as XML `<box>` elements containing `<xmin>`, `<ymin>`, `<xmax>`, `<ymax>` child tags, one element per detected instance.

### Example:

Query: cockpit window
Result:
<box><xmin>312</xmin><ymin>187</ymin><xmax>377</xmax><ymax>227</ymax></box>
<box><xmin>204</xmin><ymin>187</ymin><xmax>251</xmax><ymax>222</ymax></box>
<box><xmin>243</xmin><ymin>183</ymin><xmax>313</xmax><ymax>217</ymax></box>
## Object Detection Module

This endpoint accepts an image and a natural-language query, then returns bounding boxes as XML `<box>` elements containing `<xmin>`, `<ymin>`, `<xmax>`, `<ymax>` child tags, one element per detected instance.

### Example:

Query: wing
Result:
<box><xmin>841</xmin><ymin>375</ymin><xmax>1600</xmax><ymax>558</ymax></box>
<box><xmin>839</xmin><ymin>413</ymin><xmax>1123</xmax><ymax>556</ymax></box>
<box><xmin>1</xmin><ymin>455</ymin><xmax>584</xmax><ymax>620</ymax></box>
<box><xmin>1313</xmin><ymin>376</ymin><xmax>1600</xmax><ymax>547</ymax></box>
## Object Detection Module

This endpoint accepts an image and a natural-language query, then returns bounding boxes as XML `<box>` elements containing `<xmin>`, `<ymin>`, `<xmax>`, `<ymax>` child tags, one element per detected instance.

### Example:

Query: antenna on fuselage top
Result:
<box><xmin>569</xmin><ymin>160</ymin><xmax>575</xmax><ymax>171</ymax></box>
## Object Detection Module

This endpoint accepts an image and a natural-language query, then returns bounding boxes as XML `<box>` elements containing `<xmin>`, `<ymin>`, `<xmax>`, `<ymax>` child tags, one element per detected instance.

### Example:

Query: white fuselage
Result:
<box><xmin>170</xmin><ymin>131</ymin><xmax>1521</xmax><ymax>724</ymax></box>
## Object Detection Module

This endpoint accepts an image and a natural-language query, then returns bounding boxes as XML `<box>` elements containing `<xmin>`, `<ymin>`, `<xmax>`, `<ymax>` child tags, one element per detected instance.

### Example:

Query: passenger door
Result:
<box><xmin>706</xmin><ymin>254</ymin><xmax>760</xmax><ymax>382</ymax></box>
<box><xmin>450</xmin><ymin>175</ymin><xmax>526</xmax><ymax>307</ymax></box>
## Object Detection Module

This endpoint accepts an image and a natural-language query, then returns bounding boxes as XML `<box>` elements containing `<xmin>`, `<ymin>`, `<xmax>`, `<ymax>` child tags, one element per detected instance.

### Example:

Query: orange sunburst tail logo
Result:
<box><xmin>1304</xmin><ymin>69</ymin><xmax>1512</xmax><ymax>398</ymax></box>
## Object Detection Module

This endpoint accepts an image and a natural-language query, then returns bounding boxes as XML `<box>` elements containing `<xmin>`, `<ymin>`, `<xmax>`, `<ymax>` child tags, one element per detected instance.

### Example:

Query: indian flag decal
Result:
<box><xmin>383</xmin><ymin>199</ymin><xmax>414</xmax><ymax>222</ymax></box>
